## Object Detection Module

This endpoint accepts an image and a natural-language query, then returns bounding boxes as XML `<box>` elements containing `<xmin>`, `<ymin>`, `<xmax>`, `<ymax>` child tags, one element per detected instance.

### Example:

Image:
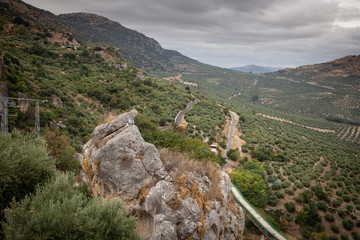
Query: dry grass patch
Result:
<box><xmin>138</xmin><ymin>181</ymin><xmax>157</xmax><ymax>205</ymax></box>
<box><xmin>166</xmin><ymin>197</ymin><xmax>183</xmax><ymax>211</ymax></box>
<box><xmin>159</xmin><ymin>147</ymin><xmax>225</xmax><ymax>214</ymax></box>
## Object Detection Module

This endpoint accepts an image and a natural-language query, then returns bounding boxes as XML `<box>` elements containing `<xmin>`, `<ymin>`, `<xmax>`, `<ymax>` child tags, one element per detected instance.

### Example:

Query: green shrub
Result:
<box><xmin>43</xmin><ymin>130</ymin><xmax>80</xmax><ymax>172</ymax></box>
<box><xmin>285</xmin><ymin>201</ymin><xmax>296</xmax><ymax>213</ymax></box>
<box><xmin>275</xmin><ymin>191</ymin><xmax>285</xmax><ymax>199</ymax></box>
<box><xmin>57</xmin><ymin>146</ymin><xmax>81</xmax><ymax>172</ymax></box>
<box><xmin>285</xmin><ymin>189</ymin><xmax>294</xmax><ymax>195</ymax></box>
<box><xmin>295</xmin><ymin>202</ymin><xmax>321</xmax><ymax>226</ymax></box>
<box><xmin>343</xmin><ymin>195</ymin><xmax>351</xmax><ymax>202</ymax></box>
<box><xmin>0</xmin><ymin>131</ymin><xmax>56</xmax><ymax>211</ymax></box>
<box><xmin>239</xmin><ymin>156</ymin><xmax>248</xmax><ymax>165</ymax></box>
<box><xmin>346</xmin><ymin>204</ymin><xmax>353</xmax><ymax>212</ymax></box>
<box><xmin>268</xmin><ymin>194</ymin><xmax>278</xmax><ymax>206</ymax></box>
<box><xmin>338</xmin><ymin>210</ymin><xmax>347</xmax><ymax>219</ymax></box>
<box><xmin>281</xmin><ymin>181</ymin><xmax>291</xmax><ymax>189</ymax></box>
<box><xmin>333</xmin><ymin>198</ymin><xmax>343</xmax><ymax>208</ymax></box>
<box><xmin>227</xmin><ymin>148</ymin><xmax>240</xmax><ymax>161</ymax></box>
<box><xmin>317</xmin><ymin>201</ymin><xmax>328</xmax><ymax>212</ymax></box>
<box><xmin>340</xmin><ymin>234</ymin><xmax>349</xmax><ymax>240</ymax></box>
<box><xmin>343</xmin><ymin>219</ymin><xmax>354</xmax><ymax>231</ymax></box>
<box><xmin>3</xmin><ymin>174</ymin><xmax>139</xmax><ymax>240</ymax></box>
<box><xmin>352</xmin><ymin>232</ymin><xmax>360</xmax><ymax>240</ymax></box>
<box><xmin>232</xmin><ymin>169</ymin><xmax>268</xmax><ymax>207</ymax></box>
<box><xmin>324</xmin><ymin>213</ymin><xmax>335</xmax><ymax>222</ymax></box>
<box><xmin>331</xmin><ymin>224</ymin><xmax>340</xmax><ymax>233</ymax></box>
<box><xmin>295</xmin><ymin>182</ymin><xmax>303</xmax><ymax>189</ymax></box>
<box><xmin>241</xmin><ymin>146</ymin><xmax>248</xmax><ymax>153</ymax></box>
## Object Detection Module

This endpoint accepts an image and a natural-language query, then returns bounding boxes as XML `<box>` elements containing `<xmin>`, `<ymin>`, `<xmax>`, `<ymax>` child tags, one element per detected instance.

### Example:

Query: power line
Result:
<box><xmin>1</xmin><ymin>97</ymin><xmax>47</xmax><ymax>137</ymax></box>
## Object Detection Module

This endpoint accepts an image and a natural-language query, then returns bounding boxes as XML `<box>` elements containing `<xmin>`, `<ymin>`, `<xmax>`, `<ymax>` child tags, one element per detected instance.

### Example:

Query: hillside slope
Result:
<box><xmin>57</xmin><ymin>12</ymin><xmax>198</xmax><ymax>72</ymax></box>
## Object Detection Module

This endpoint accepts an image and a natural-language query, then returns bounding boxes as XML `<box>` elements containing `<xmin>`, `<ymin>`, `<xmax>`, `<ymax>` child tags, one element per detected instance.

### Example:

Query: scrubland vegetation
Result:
<box><xmin>0</xmin><ymin>132</ymin><xmax>138</xmax><ymax>239</ymax></box>
<box><xmin>1</xmin><ymin>4</ymin><xmax>359</xmax><ymax>239</ymax></box>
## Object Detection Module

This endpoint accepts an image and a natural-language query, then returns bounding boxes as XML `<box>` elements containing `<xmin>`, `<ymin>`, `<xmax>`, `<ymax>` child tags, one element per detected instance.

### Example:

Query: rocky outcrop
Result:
<box><xmin>50</xmin><ymin>120</ymin><xmax>67</xmax><ymax>129</ymax></box>
<box><xmin>83</xmin><ymin>109</ymin><xmax>166</xmax><ymax>201</ymax></box>
<box><xmin>136</xmin><ymin>72</ymin><xmax>147</xmax><ymax>81</ymax></box>
<box><xmin>82</xmin><ymin>110</ymin><xmax>245</xmax><ymax>240</ymax></box>
<box><xmin>49</xmin><ymin>94</ymin><xmax>62</xmax><ymax>107</ymax></box>
<box><xmin>113</xmin><ymin>62</ymin><xmax>128</xmax><ymax>70</ymax></box>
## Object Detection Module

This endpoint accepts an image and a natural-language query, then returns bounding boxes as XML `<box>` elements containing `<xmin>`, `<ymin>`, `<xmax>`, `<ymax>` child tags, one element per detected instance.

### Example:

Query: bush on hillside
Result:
<box><xmin>0</xmin><ymin>131</ymin><xmax>56</xmax><ymax>211</ymax></box>
<box><xmin>317</xmin><ymin>201</ymin><xmax>328</xmax><ymax>212</ymax></box>
<box><xmin>324</xmin><ymin>213</ymin><xmax>335</xmax><ymax>222</ymax></box>
<box><xmin>342</xmin><ymin>219</ymin><xmax>354</xmax><ymax>231</ymax></box>
<box><xmin>43</xmin><ymin>130</ymin><xmax>80</xmax><ymax>172</ymax></box>
<box><xmin>136</xmin><ymin>114</ymin><xmax>220</xmax><ymax>162</ymax></box>
<box><xmin>3</xmin><ymin>174</ymin><xmax>139</xmax><ymax>240</ymax></box>
<box><xmin>285</xmin><ymin>201</ymin><xmax>296</xmax><ymax>213</ymax></box>
<box><xmin>227</xmin><ymin>148</ymin><xmax>240</xmax><ymax>161</ymax></box>
<box><xmin>232</xmin><ymin>169</ymin><xmax>268</xmax><ymax>207</ymax></box>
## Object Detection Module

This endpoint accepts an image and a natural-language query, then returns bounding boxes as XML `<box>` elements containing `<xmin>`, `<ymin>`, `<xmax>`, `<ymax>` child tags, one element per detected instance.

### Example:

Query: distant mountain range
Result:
<box><xmin>230</xmin><ymin>65</ymin><xmax>282</xmax><ymax>73</ymax></box>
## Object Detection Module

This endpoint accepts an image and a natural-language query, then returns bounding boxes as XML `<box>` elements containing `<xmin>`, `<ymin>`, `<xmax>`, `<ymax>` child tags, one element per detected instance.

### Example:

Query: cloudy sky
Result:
<box><xmin>24</xmin><ymin>0</ymin><xmax>360</xmax><ymax>68</ymax></box>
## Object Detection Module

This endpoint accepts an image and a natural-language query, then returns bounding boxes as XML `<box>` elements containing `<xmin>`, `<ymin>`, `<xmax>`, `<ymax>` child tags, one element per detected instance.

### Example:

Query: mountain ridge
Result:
<box><xmin>57</xmin><ymin>12</ymin><xmax>198</xmax><ymax>72</ymax></box>
<box><xmin>231</xmin><ymin>64</ymin><xmax>281</xmax><ymax>73</ymax></box>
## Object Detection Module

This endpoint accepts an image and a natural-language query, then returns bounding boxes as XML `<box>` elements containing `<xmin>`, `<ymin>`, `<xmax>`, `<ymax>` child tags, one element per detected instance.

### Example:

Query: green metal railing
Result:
<box><xmin>231</xmin><ymin>185</ymin><xmax>289</xmax><ymax>240</ymax></box>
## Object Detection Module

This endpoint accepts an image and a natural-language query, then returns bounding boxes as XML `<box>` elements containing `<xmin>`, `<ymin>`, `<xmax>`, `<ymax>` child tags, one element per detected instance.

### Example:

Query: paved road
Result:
<box><xmin>175</xmin><ymin>98</ymin><xmax>199</xmax><ymax>125</ymax></box>
<box><xmin>231</xmin><ymin>187</ymin><xmax>288</xmax><ymax>240</ymax></box>
<box><xmin>158</xmin><ymin>126</ymin><xmax>174</xmax><ymax>131</ymax></box>
<box><xmin>224</xmin><ymin>110</ymin><xmax>236</xmax><ymax>161</ymax></box>
<box><xmin>224</xmin><ymin>111</ymin><xmax>288</xmax><ymax>239</ymax></box>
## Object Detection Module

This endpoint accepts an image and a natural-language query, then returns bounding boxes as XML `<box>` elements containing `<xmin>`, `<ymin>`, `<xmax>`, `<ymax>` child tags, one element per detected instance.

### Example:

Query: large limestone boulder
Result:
<box><xmin>82</xmin><ymin>110</ymin><xmax>245</xmax><ymax>239</ymax></box>
<box><xmin>83</xmin><ymin>109</ymin><xmax>166</xmax><ymax>201</ymax></box>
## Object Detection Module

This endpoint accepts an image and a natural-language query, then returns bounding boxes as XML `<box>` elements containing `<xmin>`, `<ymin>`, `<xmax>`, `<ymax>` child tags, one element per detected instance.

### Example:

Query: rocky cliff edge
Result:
<box><xmin>81</xmin><ymin>110</ymin><xmax>245</xmax><ymax>240</ymax></box>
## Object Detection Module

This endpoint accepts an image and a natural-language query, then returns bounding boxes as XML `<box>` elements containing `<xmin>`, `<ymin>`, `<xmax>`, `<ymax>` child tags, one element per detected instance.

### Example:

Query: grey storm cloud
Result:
<box><xmin>24</xmin><ymin>0</ymin><xmax>360</xmax><ymax>67</ymax></box>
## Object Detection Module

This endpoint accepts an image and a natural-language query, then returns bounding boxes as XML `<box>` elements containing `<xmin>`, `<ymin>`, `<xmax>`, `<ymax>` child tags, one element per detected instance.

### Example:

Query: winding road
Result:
<box><xmin>224</xmin><ymin>110</ymin><xmax>236</xmax><ymax>161</ymax></box>
<box><xmin>224</xmin><ymin>110</ymin><xmax>288</xmax><ymax>239</ymax></box>
<box><xmin>175</xmin><ymin>97</ymin><xmax>199</xmax><ymax>125</ymax></box>
<box><xmin>159</xmin><ymin>97</ymin><xmax>199</xmax><ymax>131</ymax></box>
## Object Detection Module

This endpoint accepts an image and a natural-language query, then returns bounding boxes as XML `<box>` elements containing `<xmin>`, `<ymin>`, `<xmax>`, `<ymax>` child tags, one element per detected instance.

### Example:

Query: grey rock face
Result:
<box><xmin>49</xmin><ymin>95</ymin><xmax>63</xmax><ymax>107</ymax></box>
<box><xmin>121</xmin><ymin>62</ymin><xmax>128</xmax><ymax>69</ymax></box>
<box><xmin>136</xmin><ymin>72</ymin><xmax>147</xmax><ymax>81</ymax></box>
<box><xmin>83</xmin><ymin>109</ymin><xmax>166</xmax><ymax>201</ymax></box>
<box><xmin>82</xmin><ymin>110</ymin><xmax>245</xmax><ymax>239</ymax></box>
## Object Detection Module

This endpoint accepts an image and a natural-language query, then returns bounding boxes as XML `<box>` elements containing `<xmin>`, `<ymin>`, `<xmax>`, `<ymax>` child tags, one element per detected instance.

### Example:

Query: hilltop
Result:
<box><xmin>231</xmin><ymin>65</ymin><xmax>281</xmax><ymax>74</ymax></box>
<box><xmin>274</xmin><ymin>55</ymin><xmax>360</xmax><ymax>79</ymax></box>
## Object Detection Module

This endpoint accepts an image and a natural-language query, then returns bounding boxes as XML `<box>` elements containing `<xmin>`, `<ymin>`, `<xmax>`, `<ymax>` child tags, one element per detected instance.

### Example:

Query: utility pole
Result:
<box><xmin>35</xmin><ymin>101</ymin><xmax>40</xmax><ymax>137</ymax></box>
<box><xmin>0</xmin><ymin>97</ymin><xmax>47</xmax><ymax>136</ymax></box>
<box><xmin>1</xmin><ymin>97</ymin><xmax>8</xmax><ymax>133</ymax></box>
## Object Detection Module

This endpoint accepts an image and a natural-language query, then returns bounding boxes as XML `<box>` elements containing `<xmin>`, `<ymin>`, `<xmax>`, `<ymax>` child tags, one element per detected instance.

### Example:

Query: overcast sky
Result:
<box><xmin>24</xmin><ymin>0</ymin><xmax>360</xmax><ymax>68</ymax></box>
